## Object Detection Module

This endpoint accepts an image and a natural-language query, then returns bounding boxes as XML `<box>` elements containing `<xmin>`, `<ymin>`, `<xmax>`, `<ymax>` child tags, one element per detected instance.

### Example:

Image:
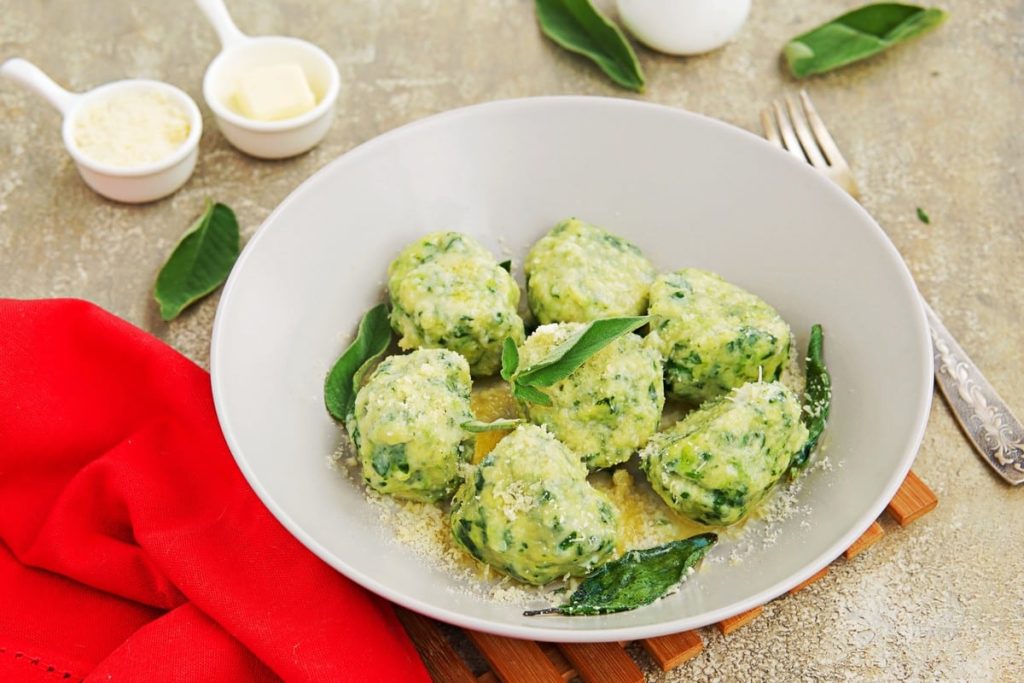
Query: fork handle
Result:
<box><xmin>926</xmin><ymin>300</ymin><xmax>1024</xmax><ymax>484</ymax></box>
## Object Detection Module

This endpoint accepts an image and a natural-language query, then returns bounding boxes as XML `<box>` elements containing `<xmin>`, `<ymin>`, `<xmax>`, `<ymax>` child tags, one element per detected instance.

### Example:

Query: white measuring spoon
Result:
<box><xmin>195</xmin><ymin>0</ymin><xmax>340</xmax><ymax>159</ymax></box>
<box><xmin>0</xmin><ymin>58</ymin><xmax>201</xmax><ymax>203</ymax></box>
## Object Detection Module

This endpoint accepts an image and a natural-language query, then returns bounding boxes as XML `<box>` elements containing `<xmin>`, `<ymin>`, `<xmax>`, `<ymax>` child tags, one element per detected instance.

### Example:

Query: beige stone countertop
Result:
<box><xmin>2</xmin><ymin>1</ymin><xmax>1021</xmax><ymax>680</ymax></box>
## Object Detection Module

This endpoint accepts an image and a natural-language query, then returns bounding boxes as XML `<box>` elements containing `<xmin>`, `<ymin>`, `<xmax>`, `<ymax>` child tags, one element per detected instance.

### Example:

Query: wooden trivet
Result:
<box><xmin>400</xmin><ymin>470</ymin><xmax>938</xmax><ymax>682</ymax></box>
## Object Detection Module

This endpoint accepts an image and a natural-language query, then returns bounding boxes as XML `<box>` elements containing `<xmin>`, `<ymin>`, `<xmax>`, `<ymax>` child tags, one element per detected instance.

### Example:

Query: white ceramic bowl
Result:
<box><xmin>1</xmin><ymin>58</ymin><xmax>201</xmax><ymax>204</ymax></box>
<box><xmin>196</xmin><ymin>0</ymin><xmax>340</xmax><ymax>159</ymax></box>
<box><xmin>211</xmin><ymin>97</ymin><xmax>932</xmax><ymax>642</ymax></box>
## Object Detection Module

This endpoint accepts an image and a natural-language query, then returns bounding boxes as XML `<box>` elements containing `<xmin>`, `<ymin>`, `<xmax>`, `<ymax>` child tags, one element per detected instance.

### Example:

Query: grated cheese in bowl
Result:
<box><xmin>328</xmin><ymin>369</ymin><xmax>819</xmax><ymax>607</ymax></box>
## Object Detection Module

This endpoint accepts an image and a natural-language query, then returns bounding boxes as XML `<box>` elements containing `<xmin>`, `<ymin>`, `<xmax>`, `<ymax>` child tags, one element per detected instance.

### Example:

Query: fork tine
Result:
<box><xmin>798</xmin><ymin>90</ymin><xmax>848</xmax><ymax>169</ymax></box>
<box><xmin>760</xmin><ymin>108</ymin><xmax>782</xmax><ymax>148</ymax></box>
<box><xmin>772</xmin><ymin>100</ymin><xmax>806</xmax><ymax>161</ymax></box>
<box><xmin>785</xmin><ymin>95</ymin><xmax>828</xmax><ymax>169</ymax></box>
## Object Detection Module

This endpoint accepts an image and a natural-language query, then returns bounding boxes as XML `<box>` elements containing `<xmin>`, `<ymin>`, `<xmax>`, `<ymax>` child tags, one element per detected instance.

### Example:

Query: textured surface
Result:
<box><xmin>1</xmin><ymin>0</ymin><xmax>1021</xmax><ymax>680</ymax></box>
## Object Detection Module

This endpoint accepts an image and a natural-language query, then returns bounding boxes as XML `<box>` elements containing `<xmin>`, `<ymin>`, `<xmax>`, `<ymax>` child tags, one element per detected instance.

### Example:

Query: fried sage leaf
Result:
<box><xmin>524</xmin><ymin>533</ymin><xmax>717</xmax><ymax>616</ymax></box>
<box><xmin>500</xmin><ymin>337</ymin><xmax>519</xmax><ymax>382</ymax></box>
<box><xmin>154</xmin><ymin>200</ymin><xmax>240</xmax><ymax>321</ymax></box>
<box><xmin>502</xmin><ymin>316</ymin><xmax>649</xmax><ymax>406</ymax></box>
<box><xmin>784</xmin><ymin>4</ymin><xmax>948</xmax><ymax>78</ymax></box>
<box><xmin>324</xmin><ymin>304</ymin><xmax>392</xmax><ymax>426</ymax></box>
<box><xmin>535</xmin><ymin>0</ymin><xmax>645</xmax><ymax>92</ymax></box>
<box><xmin>790</xmin><ymin>324</ymin><xmax>831</xmax><ymax>472</ymax></box>
<box><xmin>516</xmin><ymin>316</ymin><xmax>650</xmax><ymax>386</ymax></box>
<box><xmin>461</xmin><ymin>418</ymin><xmax>525</xmax><ymax>433</ymax></box>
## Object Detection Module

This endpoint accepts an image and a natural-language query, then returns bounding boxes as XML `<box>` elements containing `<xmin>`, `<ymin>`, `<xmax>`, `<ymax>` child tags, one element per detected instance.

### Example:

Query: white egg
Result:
<box><xmin>617</xmin><ymin>0</ymin><xmax>752</xmax><ymax>56</ymax></box>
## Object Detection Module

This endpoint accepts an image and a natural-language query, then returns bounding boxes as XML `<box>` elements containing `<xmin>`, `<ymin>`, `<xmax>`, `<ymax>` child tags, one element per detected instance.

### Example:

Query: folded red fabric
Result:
<box><xmin>0</xmin><ymin>299</ymin><xmax>429</xmax><ymax>682</ymax></box>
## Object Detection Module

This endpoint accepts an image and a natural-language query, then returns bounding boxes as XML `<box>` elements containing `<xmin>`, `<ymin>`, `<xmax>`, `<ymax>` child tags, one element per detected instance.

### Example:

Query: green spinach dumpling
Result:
<box><xmin>450</xmin><ymin>425</ymin><xmax>619</xmax><ymax>585</ymax></box>
<box><xmin>517</xmin><ymin>323</ymin><xmax>664</xmax><ymax>469</ymax></box>
<box><xmin>640</xmin><ymin>381</ymin><xmax>808</xmax><ymax>526</ymax></box>
<box><xmin>525</xmin><ymin>219</ymin><xmax>656</xmax><ymax>324</ymax></box>
<box><xmin>645</xmin><ymin>268</ymin><xmax>792</xmax><ymax>403</ymax></box>
<box><xmin>353</xmin><ymin>349</ymin><xmax>474</xmax><ymax>502</ymax></box>
<box><xmin>388</xmin><ymin>232</ymin><xmax>524</xmax><ymax>376</ymax></box>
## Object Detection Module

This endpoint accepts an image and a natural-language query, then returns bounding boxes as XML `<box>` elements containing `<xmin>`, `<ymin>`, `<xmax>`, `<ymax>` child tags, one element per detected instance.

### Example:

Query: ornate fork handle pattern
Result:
<box><xmin>926</xmin><ymin>302</ymin><xmax>1024</xmax><ymax>485</ymax></box>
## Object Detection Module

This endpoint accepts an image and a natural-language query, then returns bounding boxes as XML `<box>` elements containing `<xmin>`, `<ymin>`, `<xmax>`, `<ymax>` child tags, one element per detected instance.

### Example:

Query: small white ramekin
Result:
<box><xmin>1</xmin><ymin>58</ymin><xmax>202</xmax><ymax>204</ymax></box>
<box><xmin>617</xmin><ymin>0</ymin><xmax>752</xmax><ymax>56</ymax></box>
<box><xmin>195</xmin><ymin>0</ymin><xmax>340</xmax><ymax>159</ymax></box>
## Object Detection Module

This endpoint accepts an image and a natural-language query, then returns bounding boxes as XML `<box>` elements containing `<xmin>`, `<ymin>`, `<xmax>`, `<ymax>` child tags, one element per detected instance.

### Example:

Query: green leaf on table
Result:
<box><xmin>461</xmin><ymin>418</ymin><xmax>525</xmax><ymax>433</ymax></box>
<box><xmin>535</xmin><ymin>0</ymin><xmax>645</xmax><ymax>92</ymax></box>
<box><xmin>524</xmin><ymin>534</ymin><xmax>717</xmax><ymax>616</ymax></box>
<box><xmin>515</xmin><ymin>316</ymin><xmax>650</xmax><ymax>388</ymax></box>
<box><xmin>790</xmin><ymin>324</ymin><xmax>832</xmax><ymax>473</ymax></box>
<box><xmin>324</xmin><ymin>304</ymin><xmax>393</xmax><ymax>425</ymax></box>
<box><xmin>916</xmin><ymin>207</ymin><xmax>931</xmax><ymax>224</ymax></box>
<box><xmin>783</xmin><ymin>4</ymin><xmax>948</xmax><ymax>78</ymax></box>
<box><xmin>154</xmin><ymin>200</ymin><xmax>240</xmax><ymax>321</ymax></box>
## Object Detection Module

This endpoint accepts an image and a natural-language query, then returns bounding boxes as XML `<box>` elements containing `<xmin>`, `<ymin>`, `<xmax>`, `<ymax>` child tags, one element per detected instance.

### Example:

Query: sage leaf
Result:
<box><xmin>324</xmin><ymin>304</ymin><xmax>392</xmax><ymax>425</ymax></box>
<box><xmin>154</xmin><ymin>201</ymin><xmax>240</xmax><ymax>321</ymax></box>
<box><xmin>513</xmin><ymin>383</ymin><xmax>553</xmax><ymax>406</ymax></box>
<box><xmin>461</xmin><ymin>418</ymin><xmax>525</xmax><ymax>433</ymax></box>
<box><xmin>499</xmin><ymin>259</ymin><xmax>512</xmax><ymax>273</ymax></box>
<box><xmin>500</xmin><ymin>337</ymin><xmax>519</xmax><ymax>382</ymax></box>
<box><xmin>790</xmin><ymin>324</ymin><xmax>832</xmax><ymax>472</ymax></box>
<box><xmin>783</xmin><ymin>4</ymin><xmax>948</xmax><ymax>78</ymax></box>
<box><xmin>916</xmin><ymin>207</ymin><xmax>931</xmax><ymax>224</ymax></box>
<box><xmin>524</xmin><ymin>534</ymin><xmax>717</xmax><ymax>616</ymax></box>
<box><xmin>516</xmin><ymin>316</ymin><xmax>650</xmax><ymax>388</ymax></box>
<box><xmin>535</xmin><ymin>0</ymin><xmax>645</xmax><ymax>92</ymax></box>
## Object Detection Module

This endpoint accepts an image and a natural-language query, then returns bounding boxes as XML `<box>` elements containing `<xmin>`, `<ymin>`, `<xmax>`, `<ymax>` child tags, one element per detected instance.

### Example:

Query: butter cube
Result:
<box><xmin>234</xmin><ymin>63</ymin><xmax>317</xmax><ymax>121</ymax></box>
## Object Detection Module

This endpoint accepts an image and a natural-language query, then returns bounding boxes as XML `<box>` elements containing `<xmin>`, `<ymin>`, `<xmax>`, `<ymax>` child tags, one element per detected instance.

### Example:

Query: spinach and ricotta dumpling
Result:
<box><xmin>353</xmin><ymin>349</ymin><xmax>475</xmax><ymax>502</ymax></box>
<box><xmin>450</xmin><ymin>425</ymin><xmax>620</xmax><ymax>585</ymax></box>
<box><xmin>517</xmin><ymin>323</ymin><xmax>664</xmax><ymax>469</ymax></box>
<box><xmin>640</xmin><ymin>381</ymin><xmax>809</xmax><ymax>526</ymax></box>
<box><xmin>645</xmin><ymin>268</ymin><xmax>792</xmax><ymax>404</ymax></box>
<box><xmin>388</xmin><ymin>231</ymin><xmax>525</xmax><ymax>376</ymax></box>
<box><xmin>525</xmin><ymin>218</ymin><xmax>656</xmax><ymax>324</ymax></box>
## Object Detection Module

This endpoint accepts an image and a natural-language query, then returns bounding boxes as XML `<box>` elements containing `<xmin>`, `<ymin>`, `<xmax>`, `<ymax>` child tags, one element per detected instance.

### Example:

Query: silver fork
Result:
<box><xmin>761</xmin><ymin>90</ymin><xmax>1024</xmax><ymax>486</ymax></box>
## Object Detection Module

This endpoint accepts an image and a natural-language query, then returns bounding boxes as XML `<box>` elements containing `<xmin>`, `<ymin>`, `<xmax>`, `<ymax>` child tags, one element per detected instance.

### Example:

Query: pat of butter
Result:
<box><xmin>234</xmin><ymin>63</ymin><xmax>316</xmax><ymax>121</ymax></box>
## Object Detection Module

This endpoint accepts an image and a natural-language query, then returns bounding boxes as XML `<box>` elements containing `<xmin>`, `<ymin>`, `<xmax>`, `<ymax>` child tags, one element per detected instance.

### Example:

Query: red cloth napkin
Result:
<box><xmin>0</xmin><ymin>299</ymin><xmax>429</xmax><ymax>682</ymax></box>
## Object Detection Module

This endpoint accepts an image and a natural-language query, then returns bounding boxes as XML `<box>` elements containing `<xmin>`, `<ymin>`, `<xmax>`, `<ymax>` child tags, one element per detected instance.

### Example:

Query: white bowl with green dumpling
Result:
<box><xmin>526</xmin><ymin>218</ymin><xmax>656</xmax><ymax>324</ymax></box>
<box><xmin>211</xmin><ymin>97</ymin><xmax>932</xmax><ymax>642</ymax></box>
<box><xmin>516</xmin><ymin>322</ymin><xmax>664</xmax><ymax>469</ymax></box>
<box><xmin>388</xmin><ymin>231</ymin><xmax>525</xmax><ymax>376</ymax></box>
<box><xmin>646</xmin><ymin>268</ymin><xmax>793</xmax><ymax>404</ymax></box>
<box><xmin>641</xmin><ymin>381</ymin><xmax>808</xmax><ymax>526</ymax></box>
<box><xmin>450</xmin><ymin>424</ymin><xmax>619</xmax><ymax>585</ymax></box>
<box><xmin>352</xmin><ymin>349</ymin><xmax>475</xmax><ymax>502</ymax></box>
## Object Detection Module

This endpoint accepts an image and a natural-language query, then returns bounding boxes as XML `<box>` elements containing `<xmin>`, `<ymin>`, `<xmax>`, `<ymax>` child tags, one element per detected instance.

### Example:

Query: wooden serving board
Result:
<box><xmin>399</xmin><ymin>471</ymin><xmax>937</xmax><ymax>683</ymax></box>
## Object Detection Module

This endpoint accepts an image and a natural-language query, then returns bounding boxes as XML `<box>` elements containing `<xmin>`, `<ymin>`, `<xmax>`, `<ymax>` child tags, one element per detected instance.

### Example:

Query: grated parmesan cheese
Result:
<box><xmin>73</xmin><ymin>89</ymin><xmax>190</xmax><ymax>167</ymax></box>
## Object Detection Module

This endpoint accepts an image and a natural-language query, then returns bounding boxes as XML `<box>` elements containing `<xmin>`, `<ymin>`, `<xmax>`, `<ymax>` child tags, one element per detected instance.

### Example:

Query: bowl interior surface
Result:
<box><xmin>203</xmin><ymin>37</ymin><xmax>339</xmax><ymax>127</ymax></box>
<box><xmin>211</xmin><ymin>97</ymin><xmax>931</xmax><ymax>642</ymax></box>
